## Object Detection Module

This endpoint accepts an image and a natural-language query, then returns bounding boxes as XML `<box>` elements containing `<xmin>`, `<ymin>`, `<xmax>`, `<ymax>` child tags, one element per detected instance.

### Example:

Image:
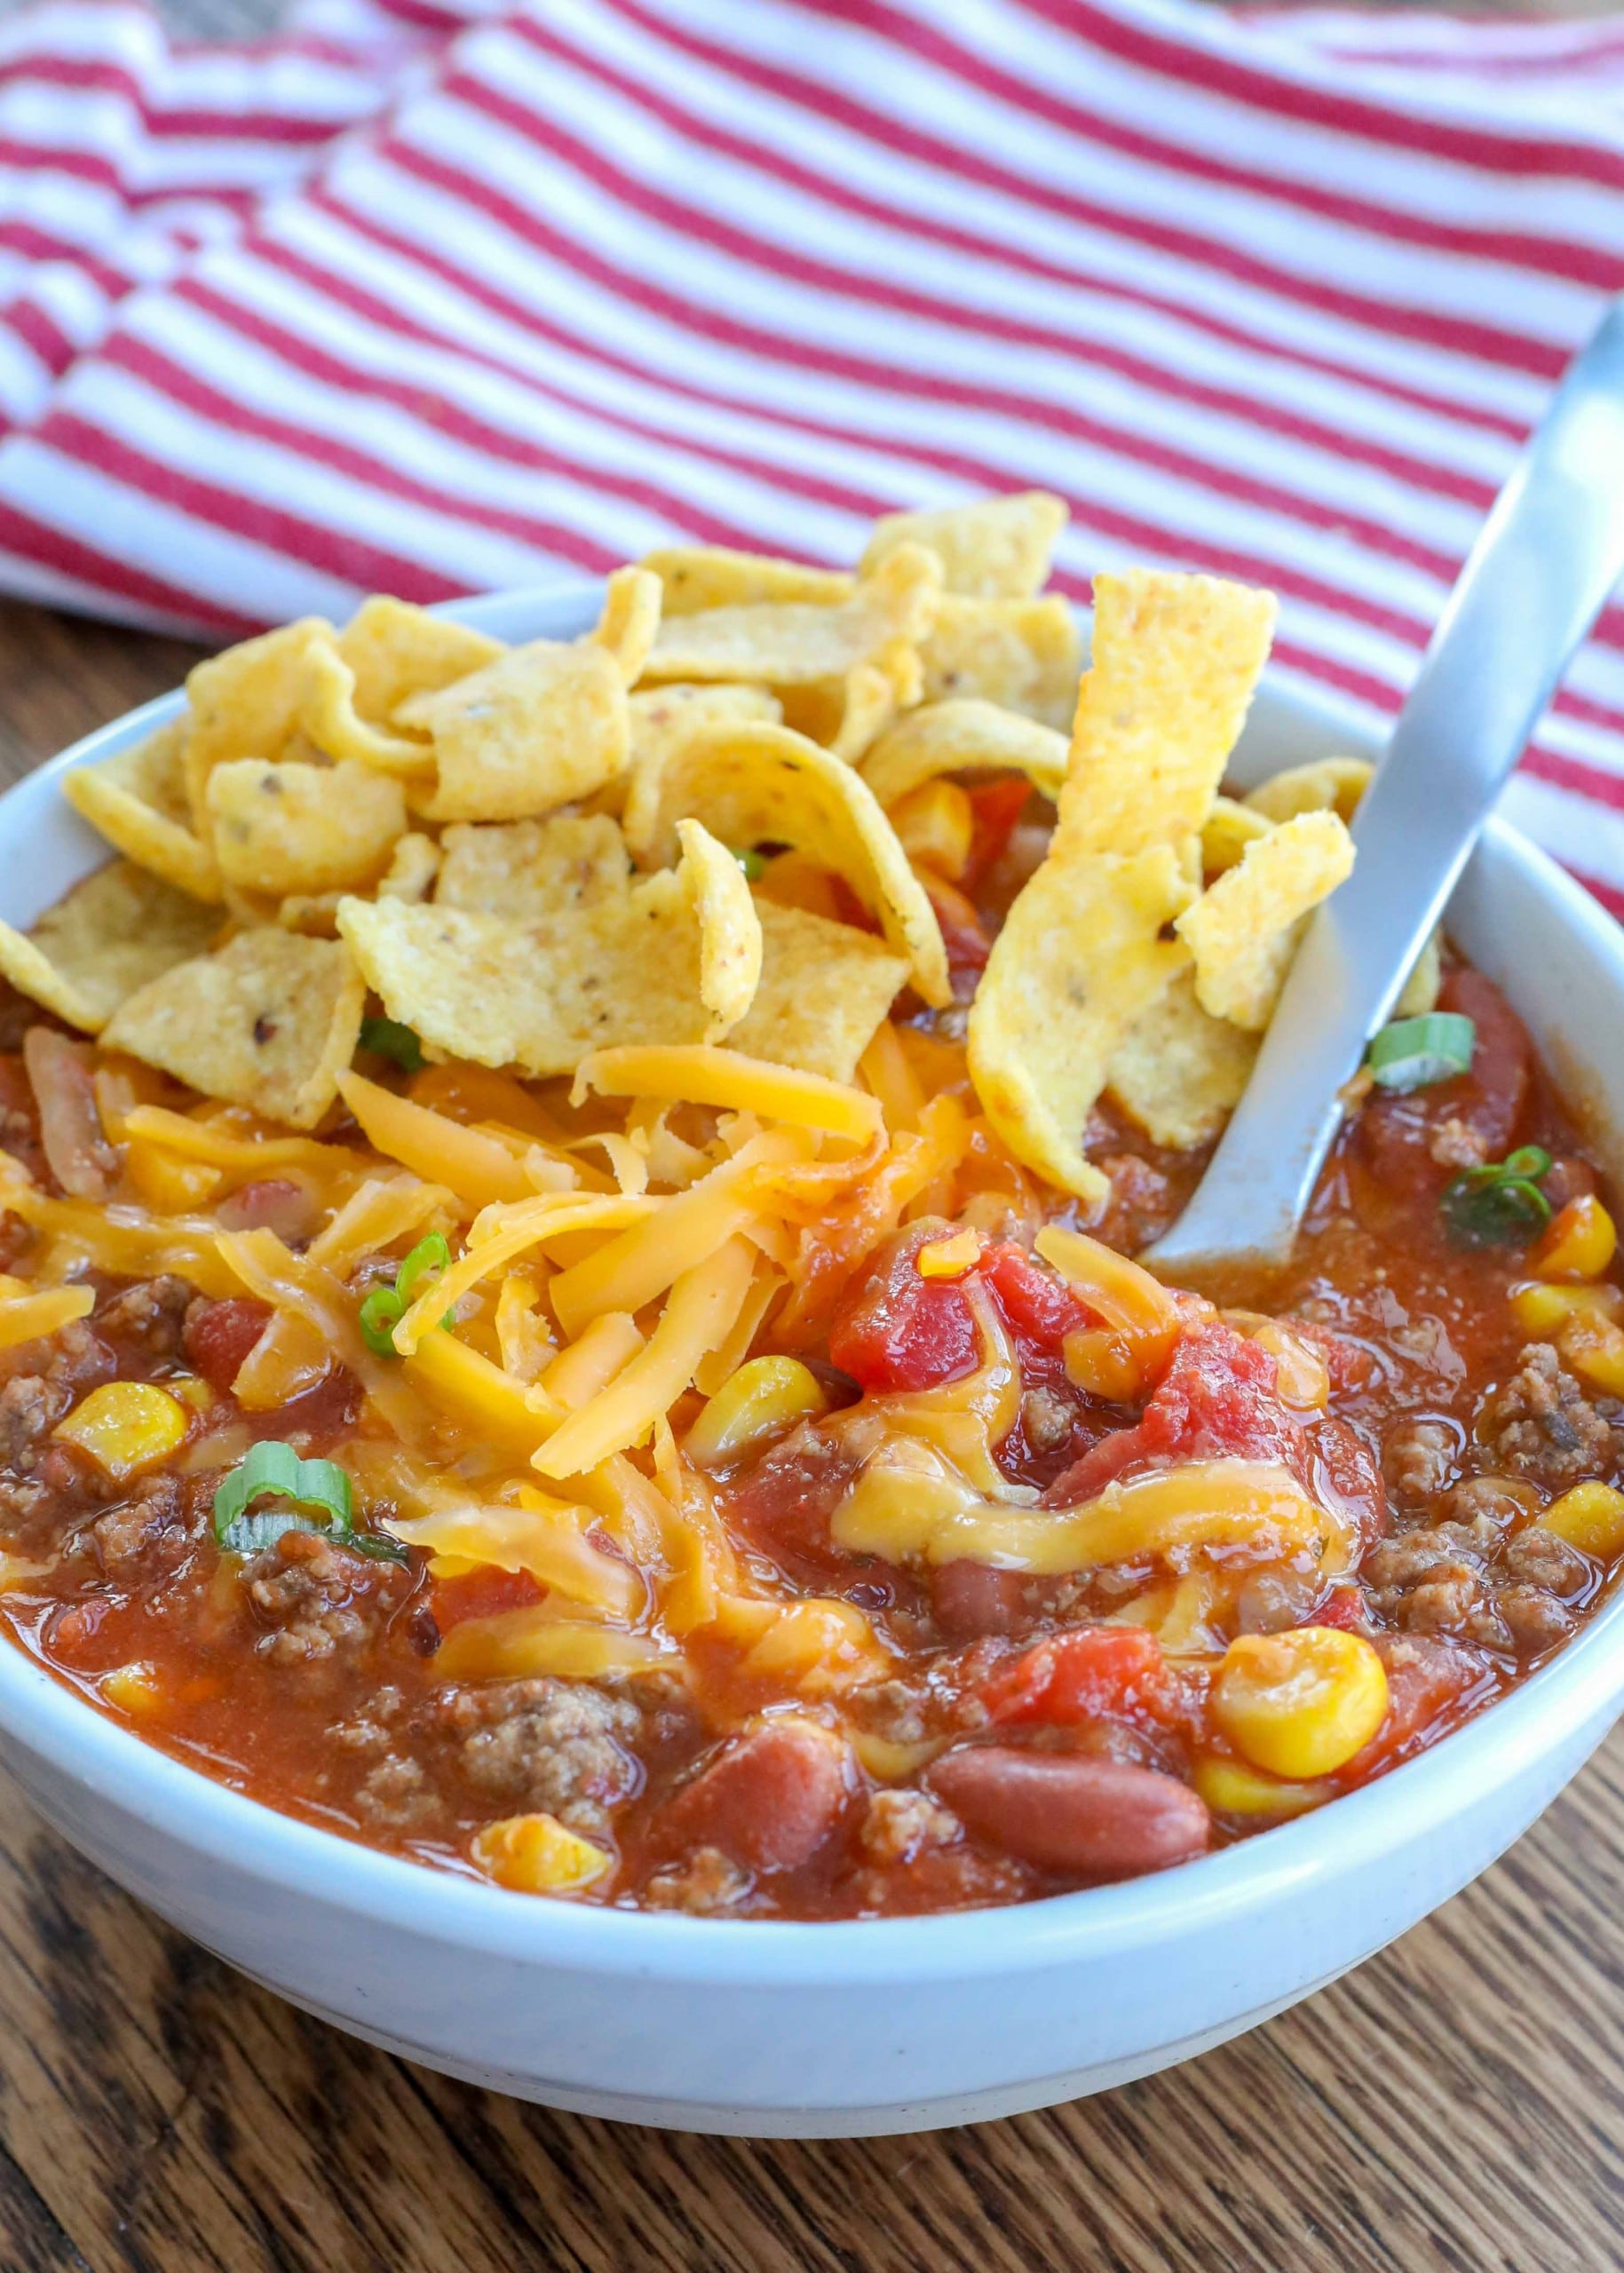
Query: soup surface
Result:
<box><xmin>0</xmin><ymin>952</ymin><xmax>1618</xmax><ymax>1918</ymax></box>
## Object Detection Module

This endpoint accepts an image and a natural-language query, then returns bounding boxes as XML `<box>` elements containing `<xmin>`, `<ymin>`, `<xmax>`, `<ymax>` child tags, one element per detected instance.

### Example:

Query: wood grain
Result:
<box><xmin>0</xmin><ymin>590</ymin><xmax>1621</xmax><ymax>2271</ymax></box>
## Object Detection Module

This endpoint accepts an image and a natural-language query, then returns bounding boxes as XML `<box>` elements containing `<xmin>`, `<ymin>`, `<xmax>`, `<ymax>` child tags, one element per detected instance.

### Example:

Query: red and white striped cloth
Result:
<box><xmin>4</xmin><ymin>0</ymin><xmax>1624</xmax><ymax>906</ymax></box>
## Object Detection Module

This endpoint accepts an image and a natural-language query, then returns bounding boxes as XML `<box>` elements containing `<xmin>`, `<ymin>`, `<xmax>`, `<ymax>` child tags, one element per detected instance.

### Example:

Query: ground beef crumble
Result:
<box><xmin>1477</xmin><ymin>1343</ymin><xmax>1620</xmax><ymax>1490</ymax></box>
<box><xmin>1382</xmin><ymin>1417</ymin><xmax>1460</xmax><ymax>1511</ymax></box>
<box><xmin>84</xmin><ymin>1469</ymin><xmax>211</xmax><ymax>1580</ymax></box>
<box><xmin>242</xmin><ymin>1533</ymin><xmax>399</xmax><ymax>1665</ymax></box>
<box><xmin>356</xmin><ymin>1754</ymin><xmax>436</xmax><ymax>1829</ymax></box>
<box><xmin>94</xmin><ymin>1275</ymin><xmax>192</xmax><ymax>1364</ymax></box>
<box><xmin>1363</xmin><ymin>1481</ymin><xmax>1591</xmax><ymax>1659</ymax></box>
<box><xmin>859</xmin><ymin>1787</ymin><xmax>960</xmax><ymax>1865</ymax></box>
<box><xmin>0</xmin><ymin>1374</ymin><xmax>65</xmax><ymax>1476</ymax></box>
<box><xmin>644</xmin><ymin>1846</ymin><xmax>750</xmax><ymax>1914</ymax></box>
<box><xmin>433</xmin><ymin>1678</ymin><xmax>643</xmax><ymax>1834</ymax></box>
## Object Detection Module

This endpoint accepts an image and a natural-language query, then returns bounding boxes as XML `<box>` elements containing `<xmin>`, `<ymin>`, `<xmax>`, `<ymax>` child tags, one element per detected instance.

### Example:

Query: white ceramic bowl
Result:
<box><xmin>2</xmin><ymin>585</ymin><xmax>1622</xmax><ymax>2139</ymax></box>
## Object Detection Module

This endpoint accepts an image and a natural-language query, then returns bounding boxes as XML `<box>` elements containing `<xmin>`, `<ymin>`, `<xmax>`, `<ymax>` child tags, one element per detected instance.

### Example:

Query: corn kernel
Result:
<box><xmin>1250</xmin><ymin>1322</ymin><xmax>1330</xmax><ymax>1412</ymax></box>
<box><xmin>168</xmin><ymin>1374</ymin><xmax>215</xmax><ymax>1413</ymax></box>
<box><xmin>1538</xmin><ymin>1482</ymin><xmax>1624</xmax><ymax>1563</ymax></box>
<box><xmin>471</xmin><ymin>1811</ymin><xmax>612</xmax><ymax>1896</ymax></box>
<box><xmin>1509</xmin><ymin>1279</ymin><xmax>1624</xmax><ymax>1338</ymax></box>
<box><xmin>102</xmin><ymin>1660</ymin><xmax>166</xmax><ymax>1717</ymax></box>
<box><xmin>915</xmin><ymin>1227</ymin><xmax>982</xmax><ymax>1280</ymax></box>
<box><xmin>1211</xmin><ymin>1627</ymin><xmax>1388</xmax><ymax>1781</ymax></box>
<box><xmin>54</xmin><ymin>1382</ymin><xmax>189</xmax><ymax>1480</ymax></box>
<box><xmin>890</xmin><ymin>779</ymin><xmax>974</xmax><ymax>883</ymax></box>
<box><xmin>1062</xmin><ymin>1327</ymin><xmax>1141</xmax><ymax>1403</ymax></box>
<box><xmin>685</xmin><ymin>1355</ymin><xmax>828</xmax><ymax>1467</ymax></box>
<box><xmin>1534</xmin><ymin>1194</ymin><xmax>1617</xmax><ymax>1283</ymax></box>
<box><xmin>124</xmin><ymin>1136</ymin><xmax>223</xmax><ymax>1215</ymax></box>
<box><xmin>852</xmin><ymin>1730</ymin><xmax>944</xmax><ymax>1782</ymax></box>
<box><xmin>1557</xmin><ymin>1310</ymin><xmax>1624</xmax><ymax>1398</ymax></box>
<box><xmin>1191</xmin><ymin>1755</ymin><xmax>1333</xmax><ymax>1819</ymax></box>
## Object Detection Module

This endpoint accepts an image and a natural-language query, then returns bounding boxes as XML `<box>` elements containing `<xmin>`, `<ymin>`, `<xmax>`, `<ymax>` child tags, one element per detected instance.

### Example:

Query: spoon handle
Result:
<box><xmin>1145</xmin><ymin>295</ymin><xmax>1624</xmax><ymax>1274</ymax></box>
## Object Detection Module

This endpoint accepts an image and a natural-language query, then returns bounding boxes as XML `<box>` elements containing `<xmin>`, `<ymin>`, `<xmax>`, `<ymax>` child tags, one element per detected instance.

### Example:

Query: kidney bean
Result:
<box><xmin>183</xmin><ymin>1297</ymin><xmax>273</xmax><ymax>1393</ymax></box>
<box><xmin>216</xmin><ymin>1178</ymin><xmax>320</xmax><ymax>1245</ymax></box>
<box><xmin>926</xmin><ymin>1746</ymin><xmax>1210</xmax><ymax>1879</ymax></box>
<box><xmin>660</xmin><ymin>1718</ymin><xmax>853</xmax><ymax>1873</ymax></box>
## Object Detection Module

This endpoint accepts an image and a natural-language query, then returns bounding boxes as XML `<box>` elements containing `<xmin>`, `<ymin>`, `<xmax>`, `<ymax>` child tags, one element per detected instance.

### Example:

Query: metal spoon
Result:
<box><xmin>1144</xmin><ymin>294</ymin><xmax>1624</xmax><ymax>1278</ymax></box>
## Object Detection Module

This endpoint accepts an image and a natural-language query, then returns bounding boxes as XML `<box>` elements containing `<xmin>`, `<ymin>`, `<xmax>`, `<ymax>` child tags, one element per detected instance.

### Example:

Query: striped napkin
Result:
<box><xmin>4</xmin><ymin>0</ymin><xmax>1624</xmax><ymax>907</ymax></box>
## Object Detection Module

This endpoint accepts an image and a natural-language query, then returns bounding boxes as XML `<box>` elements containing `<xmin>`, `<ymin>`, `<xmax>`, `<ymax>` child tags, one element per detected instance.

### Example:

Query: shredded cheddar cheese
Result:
<box><xmin>534</xmin><ymin>1236</ymin><xmax>757</xmax><ymax>1477</ymax></box>
<box><xmin>336</xmin><ymin>1070</ymin><xmax>543</xmax><ymax>1211</ymax></box>
<box><xmin>574</xmin><ymin>1043</ymin><xmax>884</xmax><ymax>1145</ymax></box>
<box><xmin>546</xmin><ymin>1127</ymin><xmax>811</xmax><ymax>1341</ymax></box>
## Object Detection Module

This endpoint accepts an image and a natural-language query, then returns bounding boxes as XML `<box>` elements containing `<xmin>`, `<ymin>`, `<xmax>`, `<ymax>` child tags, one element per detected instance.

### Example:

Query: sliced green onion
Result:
<box><xmin>358</xmin><ymin>1283</ymin><xmax>405</xmax><ymax>1358</ymax></box>
<box><xmin>730</xmin><ymin>845</ymin><xmax>766</xmax><ymax>883</ymax></box>
<box><xmin>211</xmin><ymin>1438</ymin><xmax>408</xmax><ymax>1563</ymax></box>
<box><xmin>1442</xmin><ymin>1144</ymin><xmax>1554</xmax><ymax>1249</ymax></box>
<box><xmin>220</xmin><ymin>1509</ymin><xmax>320</xmax><ymax>1556</ymax></box>
<box><xmin>213</xmin><ymin>1439</ymin><xmax>353</xmax><ymax>1550</ymax></box>
<box><xmin>359</xmin><ymin>1017</ymin><xmax>424</xmax><ymax>1074</ymax></box>
<box><xmin>1367</xmin><ymin>1012</ymin><xmax>1476</xmax><ymax>1094</ymax></box>
<box><xmin>348</xmin><ymin>1532</ymin><xmax>410</xmax><ymax>1564</ymax></box>
<box><xmin>396</xmin><ymin>1232</ymin><xmax>451</xmax><ymax>1306</ymax></box>
<box><xmin>357</xmin><ymin>1232</ymin><xmax>456</xmax><ymax>1358</ymax></box>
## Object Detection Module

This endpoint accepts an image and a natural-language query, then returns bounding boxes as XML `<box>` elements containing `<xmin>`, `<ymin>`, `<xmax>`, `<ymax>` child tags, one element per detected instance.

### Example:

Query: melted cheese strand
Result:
<box><xmin>0</xmin><ymin>1156</ymin><xmax>239</xmax><ymax>1297</ymax></box>
<box><xmin>831</xmin><ymin>1456</ymin><xmax>1349</xmax><ymax>1576</ymax></box>
<box><xmin>386</xmin><ymin>1495</ymin><xmax>643</xmax><ymax>1620</ymax></box>
<box><xmin>214</xmin><ymin>1227</ymin><xmax>424</xmax><ymax>1441</ymax></box>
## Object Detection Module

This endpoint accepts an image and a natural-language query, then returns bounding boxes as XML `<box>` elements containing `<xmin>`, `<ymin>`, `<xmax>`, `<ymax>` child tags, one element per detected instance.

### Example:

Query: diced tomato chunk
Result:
<box><xmin>981</xmin><ymin>1626</ymin><xmax>1171</xmax><ymax>1726</ymax></box>
<box><xmin>1044</xmin><ymin>1319</ymin><xmax>1297</xmax><ymax>1505</ymax></box>
<box><xmin>827</xmin><ymin>1227</ymin><xmax>1091</xmax><ymax>1399</ymax></box>
<box><xmin>1310</xmin><ymin>1414</ymin><xmax>1389</xmax><ymax>1550</ymax></box>
<box><xmin>431</xmin><ymin>1565</ymin><xmax>543</xmax><ymax>1632</ymax></box>
<box><xmin>980</xmin><ymin>1241</ymin><xmax>1088</xmax><ymax>1360</ymax></box>
<box><xmin>1310</xmin><ymin>1582</ymin><xmax>1367</xmax><ymax>1632</ymax></box>
<box><xmin>962</xmin><ymin>775</ymin><xmax>1033</xmax><ymax>891</ymax></box>
<box><xmin>1341</xmin><ymin>1636</ymin><xmax>1493</xmax><ymax>1783</ymax></box>
<box><xmin>827</xmin><ymin>1222</ymin><xmax>980</xmax><ymax>1395</ymax></box>
<box><xmin>183</xmin><ymin>1297</ymin><xmax>272</xmax><ymax>1392</ymax></box>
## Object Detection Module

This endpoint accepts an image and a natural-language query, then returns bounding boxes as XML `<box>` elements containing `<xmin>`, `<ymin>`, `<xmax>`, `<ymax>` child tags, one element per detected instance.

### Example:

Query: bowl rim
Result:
<box><xmin>1</xmin><ymin>583</ymin><xmax>1620</xmax><ymax>1991</ymax></box>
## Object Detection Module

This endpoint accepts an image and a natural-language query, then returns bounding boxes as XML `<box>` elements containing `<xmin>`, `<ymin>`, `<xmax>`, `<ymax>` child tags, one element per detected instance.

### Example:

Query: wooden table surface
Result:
<box><xmin>2</xmin><ymin>600</ymin><xmax>1623</xmax><ymax>2271</ymax></box>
